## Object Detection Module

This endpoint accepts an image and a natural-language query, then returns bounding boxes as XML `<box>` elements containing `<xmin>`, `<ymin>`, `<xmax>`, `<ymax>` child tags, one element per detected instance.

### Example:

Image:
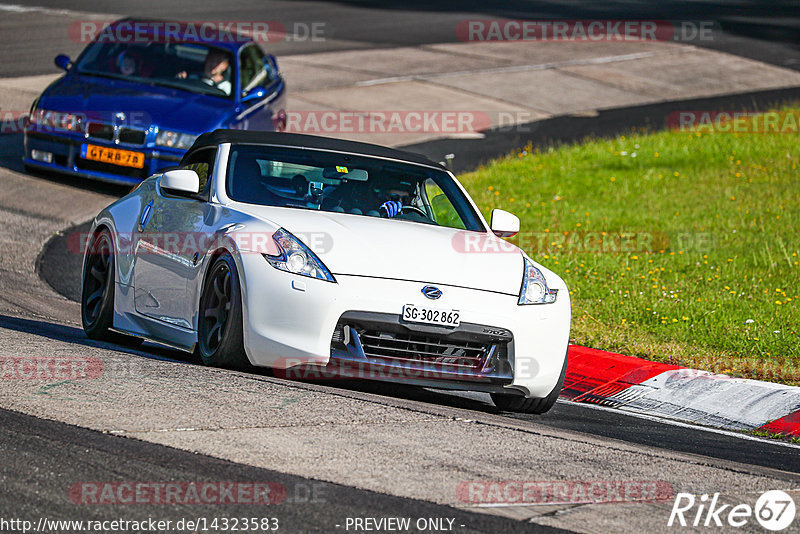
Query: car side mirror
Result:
<box><xmin>54</xmin><ymin>54</ymin><xmax>72</xmax><ymax>71</ymax></box>
<box><xmin>490</xmin><ymin>209</ymin><xmax>520</xmax><ymax>238</ymax></box>
<box><xmin>160</xmin><ymin>170</ymin><xmax>200</xmax><ymax>196</ymax></box>
<box><xmin>241</xmin><ymin>86</ymin><xmax>268</xmax><ymax>104</ymax></box>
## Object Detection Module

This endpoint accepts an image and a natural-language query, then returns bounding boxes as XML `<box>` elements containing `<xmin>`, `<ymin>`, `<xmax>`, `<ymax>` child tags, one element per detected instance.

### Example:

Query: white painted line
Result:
<box><xmin>557</xmin><ymin>399</ymin><xmax>800</xmax><ymax>449</ymax></box>
<box><xmin>355</xmin><ymin>50</ymin><xmax>675</xmax><ymax>87</ymax></box>
<box><xmin>0</xmin><ymin>2</ymin><xmax>115</xmax><ymax>18</ymax></box>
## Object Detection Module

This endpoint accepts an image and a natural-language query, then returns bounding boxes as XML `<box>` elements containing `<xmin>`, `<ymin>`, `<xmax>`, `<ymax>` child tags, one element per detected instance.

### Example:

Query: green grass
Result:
<box><xmin>459</xmin><ymin>113</ymin><xmax>800</xmax><ymax>385</ymax></box>
<box><xmin>747</xmin><ymin>428</ymin><xmax>800</xmax><ymax>444</ymax></box>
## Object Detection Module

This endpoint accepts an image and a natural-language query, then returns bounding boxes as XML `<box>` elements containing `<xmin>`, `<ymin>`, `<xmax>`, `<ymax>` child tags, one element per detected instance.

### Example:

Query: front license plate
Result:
<box><xmin>81</xmin><ymin>143</ymin><xmax>145</xmax><ymax>169</ymax></box>
<box><xmin>402</xmin><ymin>304</ymin><xmax>460</xmax><ymax>327</ymax></box>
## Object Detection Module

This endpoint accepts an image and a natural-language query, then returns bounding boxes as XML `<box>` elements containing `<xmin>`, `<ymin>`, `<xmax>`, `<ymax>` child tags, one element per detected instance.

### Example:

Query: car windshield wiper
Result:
<box><xmin>74</xmin><ymin>70</ymin><xmax>226</xmax><ymax>97</ymax></box>
<box><xmin>74</xmin><ymin>70</ymin><xmax>131</xmax><ymax>82</ymax></box>
<box><xmin>146</xmin><ymin>78</ymin><xmax>218</xmax><ymax>94</ymax></box>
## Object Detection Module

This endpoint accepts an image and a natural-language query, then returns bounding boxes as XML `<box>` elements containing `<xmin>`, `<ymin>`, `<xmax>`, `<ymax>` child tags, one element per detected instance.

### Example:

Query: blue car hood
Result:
<box><xmin>38</xmin><ymin>73</ymin><xmax>234</xmax><ymax>133</ymax></box>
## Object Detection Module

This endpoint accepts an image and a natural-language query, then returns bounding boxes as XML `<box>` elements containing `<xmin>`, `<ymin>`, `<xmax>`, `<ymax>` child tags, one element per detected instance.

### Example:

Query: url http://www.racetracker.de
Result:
<box><xmin>0</xmin><ymin>516</ymin><xmax>281</xmax><ymax>533</ymax></box>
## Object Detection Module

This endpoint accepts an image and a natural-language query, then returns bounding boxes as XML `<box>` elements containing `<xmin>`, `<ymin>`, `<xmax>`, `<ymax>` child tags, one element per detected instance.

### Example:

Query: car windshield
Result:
<box><xmin>226</xmin><ymin>145</ymin><xmax>485</xmax><ymax>232</ymax></box>
<box><xmin>74</xmin><ymin>41</ymin><xmax>235</xmax><ymax>97</ymax></box>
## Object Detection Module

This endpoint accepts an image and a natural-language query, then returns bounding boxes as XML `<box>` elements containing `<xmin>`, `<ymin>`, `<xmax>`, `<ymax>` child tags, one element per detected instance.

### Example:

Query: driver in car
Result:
<box><xmin>176</xmin><ymin>49</ymin><xmax>232</xmax><ymax>95</ymax></box>
<box><xmin>379</xmin><ymin>187</ymin><xmax>417</xmax><ymax>218</ymax></box>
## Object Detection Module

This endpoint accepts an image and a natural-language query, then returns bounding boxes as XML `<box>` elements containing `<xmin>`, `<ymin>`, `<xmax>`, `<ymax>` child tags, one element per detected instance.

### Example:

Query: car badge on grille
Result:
<box><xmin>421</xmin><ymin>285</ymin><xmax>442</xmax><ymax>300</ymax></box>
<box><xmin>114</xmin><ymin>112</ymin><xmax>126</xmax><ymax>122</ymax></box>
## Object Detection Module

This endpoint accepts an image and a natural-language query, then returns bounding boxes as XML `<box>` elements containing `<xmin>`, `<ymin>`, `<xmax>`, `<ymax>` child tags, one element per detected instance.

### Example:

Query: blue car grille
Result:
<box><xmin>85</xmin><ymin>122</ymin><xmax>146</xmax><ymax>146</ymax></box>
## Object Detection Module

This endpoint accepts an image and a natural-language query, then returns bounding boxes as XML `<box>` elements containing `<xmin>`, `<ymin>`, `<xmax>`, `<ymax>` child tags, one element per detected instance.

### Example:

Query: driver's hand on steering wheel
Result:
<box><xmin>380</xmin><ymin>200</ymin><xmax>403</xmax><ymax>218</ymax></box>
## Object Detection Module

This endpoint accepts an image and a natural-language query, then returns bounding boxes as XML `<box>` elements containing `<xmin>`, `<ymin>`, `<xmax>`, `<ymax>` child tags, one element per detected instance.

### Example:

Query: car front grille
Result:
<box><xmin>359</xmin><ymin>329</ymin><xmax>490</xmax><ymax>371</ymax></box>
<box><xmin>85</xmin><ymin>122</ymin><xmax>147</xmax><ymax>146</ymax></box>
<box><xmin>117</xmin><ymin>127</ymin><xmax>146</xmax><ymax>145</ymax></box>
<box><xmin>85</xmin><ymin>122</ymin><xmax>114</xmax><ymax>141</ymax></box>
<box><xmin>329</xmin><ymin>311</ymin><xmax>513</xmax><ymax>382</ymax></box>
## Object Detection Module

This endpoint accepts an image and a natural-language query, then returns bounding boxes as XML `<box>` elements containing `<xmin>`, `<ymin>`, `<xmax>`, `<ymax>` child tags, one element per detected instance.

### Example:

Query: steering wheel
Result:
<box><xmin>400</xmin><ymin>205</ymin><xmax>428</xmax><ymax>217</ymax></box>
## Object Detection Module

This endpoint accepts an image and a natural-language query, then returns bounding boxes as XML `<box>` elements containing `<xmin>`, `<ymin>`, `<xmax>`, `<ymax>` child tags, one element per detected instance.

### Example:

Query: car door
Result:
<box><xmin>233</xmin><ymin>44</ymin><xmax>282</xmax><ymax>131</ymax></box>
<box><xmin>133</xmin><ymin>148</ymin><xmax>217</xmax><ymax>332</ymax></box>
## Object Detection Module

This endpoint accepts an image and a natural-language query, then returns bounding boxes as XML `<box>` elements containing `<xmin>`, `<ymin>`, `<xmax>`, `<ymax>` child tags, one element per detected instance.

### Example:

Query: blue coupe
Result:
<box><xmin>24</xmin><ymin>19</ymin><xmax>287</xmax><ymax>185</ymax></box>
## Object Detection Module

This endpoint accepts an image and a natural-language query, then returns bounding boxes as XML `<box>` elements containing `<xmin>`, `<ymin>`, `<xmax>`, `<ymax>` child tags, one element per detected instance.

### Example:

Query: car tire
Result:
<box><xmin>81</xmin><ymin>229</ymin><xmax>144</xmax><ymax>347</ymax></box>
<box><xmin>197</xmin><ymin>252</ymin><xmax>249</xmax><ymax>368</ymax></box>
<box><xmin>491</xmin><ymin>350</ymin><xmax>568</xmax><ymax>414</ymax></box>
<box><xmin>81</xmin><ymin>229</ymin><xmax>114</xmax><ymax>339</ymax></box>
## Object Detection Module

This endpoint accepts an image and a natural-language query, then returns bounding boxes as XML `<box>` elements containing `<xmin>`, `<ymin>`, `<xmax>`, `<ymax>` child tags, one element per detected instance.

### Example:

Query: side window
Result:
<box><xmin>424</xmin><ymin>178</ymin><xmax>466</xmax><ymax>230</ymax></box>
<box><xmin>181</xmin><ymin>148</ymin><xmax>217</xmax><ymax>198</ymax></box>
<box><xmin>239</xmin><ymin>45</ymin><xmax>273</xmax><ymax>95</ymax></box>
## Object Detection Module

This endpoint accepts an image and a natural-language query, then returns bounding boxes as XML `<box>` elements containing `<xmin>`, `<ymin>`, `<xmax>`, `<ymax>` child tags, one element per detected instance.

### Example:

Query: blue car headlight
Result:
<box><xmin>519</xmin><ymin>256</ymin><xmax>557</xmax><ymax>305</ymax></box>
<box><xmin>29</xmin><ymin>108</ymin><xmax>84</xmax><ymax>132</ymax></box>
<box><xmin>155</xmin><ymin>129</ymin><xmax>198</xmax><ymax>149</ymax></box>
<box><xmin>263</xmin><ymin>228</ymin><xmax>336</xmax><ymax>283</ymax></box>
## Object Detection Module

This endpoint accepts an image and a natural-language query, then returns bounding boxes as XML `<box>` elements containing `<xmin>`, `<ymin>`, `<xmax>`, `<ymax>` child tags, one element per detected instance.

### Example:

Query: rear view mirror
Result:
<box><xmin>490</xmin><ymin>209</ymin><xmax>520</xmax><ymax>238</ymax></box>
<box><xmin>160</xmin><ymin>170</ymin><xmax>200</xmax><ymax>196</ymax></box>
<box><xmin>54</xmin><ymin>54</ymin><xmax>71</xmax><ymax>71</ymax></box>
<box><xmin>241</xmin><ymin>86</ymin><xmax>267</xmax><ymax>104</ymax></box>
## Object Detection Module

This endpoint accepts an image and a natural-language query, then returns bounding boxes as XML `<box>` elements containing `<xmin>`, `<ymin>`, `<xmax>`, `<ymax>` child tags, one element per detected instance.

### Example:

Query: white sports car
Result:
<box><xmin>81</xmin><ymin>130</ymin><xmax>570</xmax><ymax>413</ymax></box>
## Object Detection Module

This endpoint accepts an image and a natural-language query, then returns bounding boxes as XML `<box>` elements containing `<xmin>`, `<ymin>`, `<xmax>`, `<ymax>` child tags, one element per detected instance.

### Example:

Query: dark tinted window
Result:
<box><xmin>181</xmin><ymin>148</ymin><xmax>217</xmax><ymax>197</ymax></box>
<box><xmin>74</xmin><ymin>42</ymin><xmax>234</xmax><ymax>97</ymax></box>
<box><xmin>226</xmin><ymin>145</ymin><xmax>484</xmax><ymax>232</ymax></box>
<box><xmin>239</xmin><ymin>45</ymin><xmax>274</xmax><ymax>94</ymax></box>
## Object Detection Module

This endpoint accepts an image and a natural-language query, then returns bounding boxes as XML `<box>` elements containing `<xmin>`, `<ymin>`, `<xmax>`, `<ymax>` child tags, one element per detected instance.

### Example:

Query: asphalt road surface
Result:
<box><xmin>0</xmin><ymin>406</ymin><xmax>564</xmax><ymax>533</ymax></box>
<box><xmin>0</xmin><ymin>0</ymin><xmax>798</xmax><ymax>78</ymax></box>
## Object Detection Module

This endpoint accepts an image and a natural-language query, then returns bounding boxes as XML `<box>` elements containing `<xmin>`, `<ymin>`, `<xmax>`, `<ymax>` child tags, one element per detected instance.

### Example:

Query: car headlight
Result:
<box><xmin>519</xmin><ymin>256</ymin><xmax>557</xmax><ymax>305</ymax></box>
<box><xmin>263</xmin><ymin>228</ymin><xmax>336</xmax><ymax>283</ymax></box>
<box><xmin>29</xmin><ymin>109</ymin><xmax>84</xmax><ymax>132</ymax></box>
<box><xmin>155</xmin><ymin>129</ymin><xmax>198</xmax><ymax>149</ymax></box>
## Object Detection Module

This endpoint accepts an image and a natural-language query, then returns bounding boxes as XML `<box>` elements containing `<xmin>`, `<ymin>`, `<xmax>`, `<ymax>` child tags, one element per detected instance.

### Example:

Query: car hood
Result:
<box><xmin>38</xmin><ymin>73</ymin><xmax>232</xmax><ymax>132</ymax></box>
<box><xmin>233</xmin><ymin>205</ymin><xmax>526</xmax><ymax>296</ymax></box>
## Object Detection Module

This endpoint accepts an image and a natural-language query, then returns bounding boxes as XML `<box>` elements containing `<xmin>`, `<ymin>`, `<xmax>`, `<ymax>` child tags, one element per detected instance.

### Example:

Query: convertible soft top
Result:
<box><xmin>187</xmin><ymin>130</ymin><xmax>446</xmax><ymax>169</ymax></box>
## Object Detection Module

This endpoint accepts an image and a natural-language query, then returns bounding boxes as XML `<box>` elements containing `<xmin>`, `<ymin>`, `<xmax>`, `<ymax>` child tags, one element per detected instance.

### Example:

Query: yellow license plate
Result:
<box><xmin>81</xmin><ymin>144</ymin><xmax>145</xmax><ymax>169</ymax></box>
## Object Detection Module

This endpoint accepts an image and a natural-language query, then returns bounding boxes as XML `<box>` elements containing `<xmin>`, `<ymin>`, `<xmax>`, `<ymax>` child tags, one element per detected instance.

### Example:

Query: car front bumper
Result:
<box><xmin>24</xmin><ymin>130</ymin><xmax>184</xmax><ymax>185</ymax></box>
<box><xmin>235</xmin><ymin>251</ymin><xmax>571</xmax><ymax>399</ymax></box>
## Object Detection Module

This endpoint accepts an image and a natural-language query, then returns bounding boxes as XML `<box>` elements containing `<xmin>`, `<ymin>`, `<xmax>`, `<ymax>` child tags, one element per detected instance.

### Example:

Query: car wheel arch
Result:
<box><xmin>195</xmin><ymin>246</ymin><xmax>249</xmax><ymax>322</ymax></box>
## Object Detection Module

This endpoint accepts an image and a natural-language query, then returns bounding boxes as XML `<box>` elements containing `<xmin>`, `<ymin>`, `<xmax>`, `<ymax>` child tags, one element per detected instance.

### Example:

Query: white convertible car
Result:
<box><xmin>81</xmin><ymin>130</ymin><xmax>570</xmax><ymax>413</ymax></box>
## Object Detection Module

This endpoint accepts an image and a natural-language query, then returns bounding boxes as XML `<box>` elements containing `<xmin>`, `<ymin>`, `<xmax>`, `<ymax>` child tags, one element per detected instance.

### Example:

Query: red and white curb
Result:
<box><xmin>563</xmin><ymin>345</ymin><xmax>800</xmax><ymax>437</ymax></box>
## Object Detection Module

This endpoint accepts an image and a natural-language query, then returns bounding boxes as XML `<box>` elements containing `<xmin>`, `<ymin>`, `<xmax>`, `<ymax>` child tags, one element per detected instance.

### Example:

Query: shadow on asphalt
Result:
<box><xmin>0</xmin><ymin>133</ymin><xmax>131</xmax><ymax>197</ymax></box>
<box><xmin>0</xmin><ymin>407</ymin><xmax>555</xmax><ymax>534</ymax></box>
<box><xmin>0</xmin><ymin>311</ymin><xmax>501</xmax><ymax>413</ymax></box>
<box><xmin>5</xmin><ymin>311</ymin><xmax>800</xmax><ymax>474</ymax></box>
<box><xmin>0</xmin><ymin>313</ymin><xmax>194</xmax><ymax>365</ymax></box>
<box><xmin>327</xmin><ymin>0</ymin><xmax>800</xmax><ymax>47</ymax></box>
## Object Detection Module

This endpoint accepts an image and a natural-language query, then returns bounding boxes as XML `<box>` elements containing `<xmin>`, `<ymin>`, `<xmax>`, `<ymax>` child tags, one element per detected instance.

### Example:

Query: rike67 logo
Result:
<box><xmin>668</xmin><ymin>490</ymin><xmax>796</xmax><ymax>531</ymax></box>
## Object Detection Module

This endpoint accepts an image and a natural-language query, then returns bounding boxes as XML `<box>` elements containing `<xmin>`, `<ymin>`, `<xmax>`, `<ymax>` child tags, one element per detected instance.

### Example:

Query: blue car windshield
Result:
<box><xmin>74</xmin><ymin>41</ymin><xmax>235</xmax><ymax>98</ymax></box>
<box><xmin>226</xmin><ymin>145</ymin><xmax>485</xmax><ymax>232</ymax></box>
